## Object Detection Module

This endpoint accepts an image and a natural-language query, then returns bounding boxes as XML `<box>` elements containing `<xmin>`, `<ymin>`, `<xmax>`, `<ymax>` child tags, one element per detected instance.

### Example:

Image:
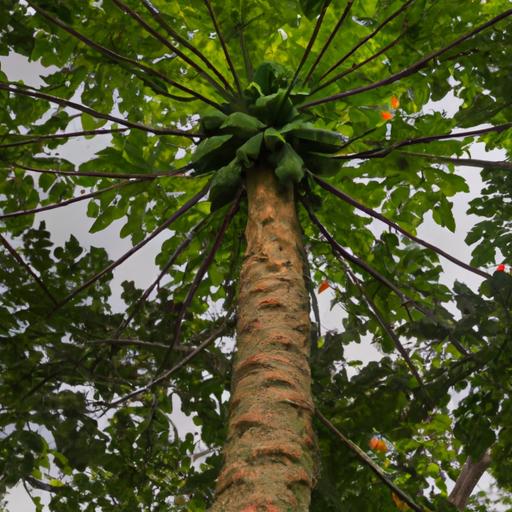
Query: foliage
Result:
<box><xmin>1</xmin><ymin>0</ymin><xmax>512</xmax><ymax>510</ymax></box>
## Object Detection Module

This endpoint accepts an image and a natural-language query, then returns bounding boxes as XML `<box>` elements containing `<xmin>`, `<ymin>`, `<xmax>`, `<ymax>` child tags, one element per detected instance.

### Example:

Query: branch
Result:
<box><xmin>86</xmin><ymin>338</ymin><xmax>169</xmax><ymax>350</ymax></box>
<box><xmin>333</xmin><ymin>123</ymin><xmax>512</xmax><ymax>160</ymax></box>
<box><xmin>52</xmin><ymin>183</ymin><xmax>210</xmax><ymax>312</ymax></box>
<box><xmin>140</xmin><ymin>0</ymin><xmax>234</xmax><ymax>93</ymax></box>
<box><xmin>238</xmin><ymin>10</ymin><xmax>254</xmax><ymax>81</ymax></box>
<box><xmin>87</xmin><ymin>337</ymin><xmax>225</xmax><ymax>357</ymax></box>
<box><xmin>26</xmin><ymin>1</ymin><xmax>219</xmax><ymax>107</ymax></box>
<box><xmin>284</xmin><ymin>0</ymin><xmax>331</xmax><ymax>103</ymax></box>
<box><xmin>448</xmin><ymin>451</ymin><xmax>492</xmax><ymax>511</ymax></box>
<box><xmin>303</xmin><ymin>0</ymin><xmax>354</xmax><ymax>83</ymax></box>
<box><xmin>312</xmin><ymin>30</ymin><xmax>405</xmax><ymax>94</ymax></box>
<box><xmin>105</xmin><ymin>314</ymin><xmax>233</xmax><ymax>407</ymax></box>
<box><xmin>302</xmin><ymin>8</ymin><xmax>512</xmax><ymax>109</ymax></box>
<box><xmin>399</xmin><ymin>151</ymin><xmax>512</xmax><ymax>171</ymax></box>
<box><xmin>339</xmin><ymin>261</ymin><xmax>427</xmax><ymax>392</ymax></box>
<box><xmin>9</xmin><ymin>162</ymin><xmax>191</xmax><ymax>180</ymax></box>
<box><xmin>317</xmin><ymin>0</ymin><xmax>415</xmax><ymax>83</ymax></box>
<box><xmin>0</xmin><ymin>128</ymin><xmax>128</xmax><ymax>149</ymax></box>
<box><xmin>300</xmin><ymin>197</ymin><xmax>432</xmax><ymax>318</ymax></box>
<box><xmin>316</xmin><ymin>410</ymin><xmax>423</xmax><ymax>512</ymax></box>
<box><xmin>312</xmin><ymin>173</ymin><xmax>489</xmax><ymax>279</ymax></box>
<box><xmin>203</xmin><ymin>0</ymin><xmax>242</xmax><ymax>95</ymax></box>
<box><xmin>0</xmin><ymin>83</ymin><xmax>204</xmax><ymax>138</ymax></box>
<box><xmin>111</xmin><ymin>0</ymin><xmax>230</xmax><ymax>99</ymax></box>
<box><xmin>0</xmin><ymin>233</ymin><xmax>58</xmax><ymax>305</ymax></box>
<box><xmin>0</xmin><ymin>181</ymin><xmax>134</xmax><ymax>220</ymax></box>
<box><xmin>25</xmin><ymin>476</ymin><xmax>64</xmax><ymax>494</ymax></box>
<box><xmin>157</xmin><ymin>190</ymin><xmax>243</xmax><ymax>371</ymax></box>
<box><xmin>114</xmin><ymin>216</ymin><xmax>210</xmax><ymax>335</ymax></box>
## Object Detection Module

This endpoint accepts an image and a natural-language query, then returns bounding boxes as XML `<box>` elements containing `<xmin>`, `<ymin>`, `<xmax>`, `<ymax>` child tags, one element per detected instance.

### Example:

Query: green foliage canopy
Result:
<box><xmin>1</xmin><ymin>0</ymin><xmax>512</xmax><ymax>510</ymax></box>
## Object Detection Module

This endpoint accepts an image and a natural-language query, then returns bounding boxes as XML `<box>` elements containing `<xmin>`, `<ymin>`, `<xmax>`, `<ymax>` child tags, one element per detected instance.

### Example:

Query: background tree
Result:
<box><xmin>1</xmin><ymin>0</ymin><xmax>511</xmax><ymax>511</ymax></box>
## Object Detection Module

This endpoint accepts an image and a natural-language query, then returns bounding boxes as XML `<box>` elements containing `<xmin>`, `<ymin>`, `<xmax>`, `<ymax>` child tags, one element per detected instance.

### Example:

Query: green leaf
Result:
<box><xmin>263</xmin><ymin>127</ymin><xmax>286</xmax><ymax>151</ymax></box>
<box><xmin>290</xmin><ymin>127</ymin><xmax>347</xmax><ymax>154</ymax></box>
<box><xmin>236</xmin><ymin>132</ymin><xmax>263</xmax><ymax>167</ymax></box>
<box><xmin>191</xmin><ymin>134</ymin><xmax>234</xmax><ymax>173</ymax></box>
<box><xmin>303</xmin><ymin>152</ymin><xmax>344</xmax><ymax>176</ymax></box>
<box><xmin>209</xmin><ymin>159</ymin><xmax>243</xmax><ymax>211</ymax></box>
<box><xmin>200</xmin><ymin>108</ymin><xmax>228</xmax><ymax>133</ymax></box>
<box><xmin>299</xmin><ymin>0</ymin><xmax>325</xmax><ymax>19</ymax></box>
<box><xmin>220</xmin><ymin>112</ymin><xmax>266</xmax><ymax>138</ymax></box>
<box><xmin>274</xmin><ymin>143</ymin><xmax>304</xmax><ymax>184</ymax></box>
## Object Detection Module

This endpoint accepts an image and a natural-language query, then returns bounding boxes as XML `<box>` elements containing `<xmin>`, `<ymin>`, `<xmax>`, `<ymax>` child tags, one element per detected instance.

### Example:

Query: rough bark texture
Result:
<box><xmin>210</xmin><ymin>165</ymin><xmax>316</xmax><ymax>511</ymax></box>
<box><xmin>448</xmin><ymin>451</ymin><xmax>492</xmax><ymax>510</ymax></box>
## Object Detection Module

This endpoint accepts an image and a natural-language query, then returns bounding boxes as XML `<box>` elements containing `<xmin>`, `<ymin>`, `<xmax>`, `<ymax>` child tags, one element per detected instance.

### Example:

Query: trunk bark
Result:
<box><xmin>210</xmin><ymin>165</ymin><xmax>316</xmax><ymax>511</ymax></box>
<box><xmin>448</xmin><ymin>451</ymin><xmax>492</xmax><ymax>510</ymax></box>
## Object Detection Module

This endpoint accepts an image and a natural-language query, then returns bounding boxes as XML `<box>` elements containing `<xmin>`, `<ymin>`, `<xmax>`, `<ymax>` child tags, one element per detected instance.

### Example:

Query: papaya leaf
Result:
<box><xmin>209</xmin><ymin>160</ymin><xmax>243</xmax><ymax>211</ymax></box>
<box><xmin>236</xmin><ymin>132</ymin><xmax>263</xmax><ymax>168</ymax></box>
<box><xmin>275</xmin><ymin>143</ymin><xmax>305</xmax><ymax>184</ymax></box>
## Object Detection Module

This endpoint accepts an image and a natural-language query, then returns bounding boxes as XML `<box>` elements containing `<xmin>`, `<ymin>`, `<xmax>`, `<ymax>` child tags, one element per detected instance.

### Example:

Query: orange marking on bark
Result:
<box><xmin>274</xmin><ymin>389</ymin><xmax>314</xmax><ymax>411</ymax></box>
<box><xmin>240</xmin><ymin>506</ymin><xmax>258</xmax><ymax>512</ymax></box>
<box><xmin>253</xmin><ymin>286</ymin><xmax>270</xmax><ymax>293</ymax></box>
<box><xmin>232</xmin><ymin>411</ymin><xmax>272</xmax><ymax>434</ymax></box>
<box><xmin>251</xmin><ymin>441</ymin><xmax>302</xmax><ymax>462</ymax></box>
<box><xmin>258</xmin><ymin>297</ymin><xmax>282</xmax><ymax>308</ymax></box>
<box><xmin>285</xmin><ymin>467</ymin><xmax>313</xmax><ymax>488</ymax></box>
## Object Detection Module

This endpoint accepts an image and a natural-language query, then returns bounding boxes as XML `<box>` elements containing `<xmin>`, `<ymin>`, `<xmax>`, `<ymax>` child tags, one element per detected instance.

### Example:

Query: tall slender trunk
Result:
<box><xmin>210</xmin><ymin>165</ymin><xmax>316</xmax><ymax>511</ymax></box>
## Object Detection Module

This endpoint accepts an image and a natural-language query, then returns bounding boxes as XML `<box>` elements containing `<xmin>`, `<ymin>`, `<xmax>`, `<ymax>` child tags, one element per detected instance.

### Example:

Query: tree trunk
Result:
<box><xmin>448</xmin><ymin>450</ymin><xmax>492</xmax><ymax>510</ymax></box>
<box><xmin>210</xmin><ymin>165</ymin><xmax>316</xmax><ymax>511</ymax></box>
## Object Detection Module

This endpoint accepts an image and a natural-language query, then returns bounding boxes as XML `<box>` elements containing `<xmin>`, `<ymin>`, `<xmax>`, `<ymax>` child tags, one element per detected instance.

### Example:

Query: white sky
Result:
<box><xmin>0</xmin><ymin>53</ymin><xmax>505</xmax><ymax>511</ymax></box>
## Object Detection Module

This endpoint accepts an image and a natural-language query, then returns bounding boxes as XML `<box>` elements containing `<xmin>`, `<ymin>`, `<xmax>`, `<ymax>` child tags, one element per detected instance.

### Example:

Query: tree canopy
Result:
<box><xmin>1</xmin><ymin>0</ymin><xmax>512</xmax><ymax>510</ymax></box>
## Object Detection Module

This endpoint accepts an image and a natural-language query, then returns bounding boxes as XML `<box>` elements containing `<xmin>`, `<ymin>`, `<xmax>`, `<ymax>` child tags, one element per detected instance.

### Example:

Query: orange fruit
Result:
<box><xmin>318</xmin><ymin>280</ymin><xmax>330</xmax><ymax>293</ymax></box>
<box><xmin>381</xmin><ymin>111</ymin><xmax>393</xmax><ymax>121</ymax></box>
<box><xmin>390</xmin><ymin>96</ymin><xmax>400</xmax><ymax>109</ymax></box>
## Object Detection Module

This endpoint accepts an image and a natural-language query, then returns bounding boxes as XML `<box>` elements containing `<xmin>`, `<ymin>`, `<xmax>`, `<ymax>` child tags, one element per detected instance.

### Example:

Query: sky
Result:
<box><xmin>0</xmin><ymin>51</ymin><xmax>505</xmax><ymax>511</ymax></box>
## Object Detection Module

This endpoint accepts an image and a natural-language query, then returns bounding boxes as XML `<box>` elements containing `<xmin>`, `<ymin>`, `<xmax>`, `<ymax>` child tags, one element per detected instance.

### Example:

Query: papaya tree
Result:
<box><xmin>1</xmin><ymin>0</ymin><xmax>512</xmax><ymax>511</ymax></box>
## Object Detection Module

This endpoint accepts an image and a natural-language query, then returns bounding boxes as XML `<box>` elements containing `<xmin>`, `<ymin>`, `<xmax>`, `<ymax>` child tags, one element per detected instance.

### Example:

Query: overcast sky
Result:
<box><xmin>1</xmin><ymin>52</ymin><xmax>505</xmax><ymax>511</ymax></box>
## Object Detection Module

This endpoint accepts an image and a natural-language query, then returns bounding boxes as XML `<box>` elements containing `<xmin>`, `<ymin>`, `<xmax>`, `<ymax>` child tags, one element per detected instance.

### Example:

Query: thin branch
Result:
<box><xmin>0</xmin><ymin>128</ymin><xmax>128</xmax><ymax>149</ymax></box>
<box><xmin>333</xmin><ymin>123</ymin><xmax>512</xmax><ymax>160</ymax></box>
<box><xmin>9</xmin><ymin>162</ymin><xmax>192</xmax><ymax>180</ymax></box>
<box><xmin>114</xmin><ymin>216</ymin><xmax>211</xmax><ymax>335</ymax></box>
<box><xmin>317</xmin><ymin>0</ymin><xmax>415</xmax><ymax>83</ymax></box>
<box><xmin>105</xmin><ymin>315</ymin><xmax>233</xmax><ymax>407</ymax></box>
<box><xmin>302</xmin><ymin>8</ymin><xmax>512</xmax><ymax>109</ymax></box>
<box><xmin>399</xmin><ymin>151</ymin><xmax>512</xmax><ymax>171</ymax></box>
<box><xmin>140</xmin><ymin>0</ymin><xmax>234</xmax><ymax>93</ymax></box>
<box><xmin>203</xmin><ymin>0</ymin><xmax>242</xmax><ymax>96</ymax></box>
<box><xmin>111</xmin><ymin>0</ymin><xmax>230</xmax><ymax>99</ymax></box>
<box><xmin>52</xmin><ymin>184</ymin><xmax>210</xmax><ymax>312</ymax></box>
<box><xmin>312</xmin><ymin>173</ymin><xmax>489</xmax><ymax>279</ymax></box>
<box><xmin>0</xmin><ymin>83</ymin><xmax>205</xmax><ymax>138</ymax></box>
<box><xmin>316</xmin><ymin>410</ymin><xmax>423</xmax><ymax>512</ymax></box>
<box><xmin>284</xmin><ymin>0</ymin><xmax>331</xmax><ymax>104</ymax></box>
<box><xmin>340</xmin><ymin>261</ymin><xmax>428</xmax><ymax>393</ymax></box>
<box><xmin>305</xmin><ymin>258</ymin><xmax>322</xmax><ymax>343</ymax></box>
<box><xmin>300</xmin><ymin>197</ymin><xmax>433</xmax><ymax>318</ymax></box>
<box><xmin>303</xmin><ymin>0</ymin><xmax>354</xmax><ymax>83</ymax></box>
<box><xmin>238</xmin><ymin>6</ymin><xmax>254</xmax><ymax>81</ymax></box>
<box><xmin>26</xmin><ymin>1</ymin><xmax>219</xmax><ymax>107</ymax></box>
<box><xmin>157</xmin><ymin>190</ymin><xmax>243</xmax><ymax>372</ymax></box>
<box><xmin>312</xmin><ymin>30</ymin><xmax>405</xmax><ymax>94</ymax></box>
<box><xmin>25</xmin><ymin>476</ymin><xmax>64</xmax><ymax>494</ymax></box>
<box><xmin>86</xmin><ymin>338</ymin><xmax>169</xmax><ymax>350</ymax></box>
<box><xmin>0</xmin><ymin>233</ymin><xmax>58</xmax><ymax>305</ymax></box>
<box><xmin>0</xmin><ymin>181</ymin><xmax>134</xmax><ymax>220</ymax></box>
